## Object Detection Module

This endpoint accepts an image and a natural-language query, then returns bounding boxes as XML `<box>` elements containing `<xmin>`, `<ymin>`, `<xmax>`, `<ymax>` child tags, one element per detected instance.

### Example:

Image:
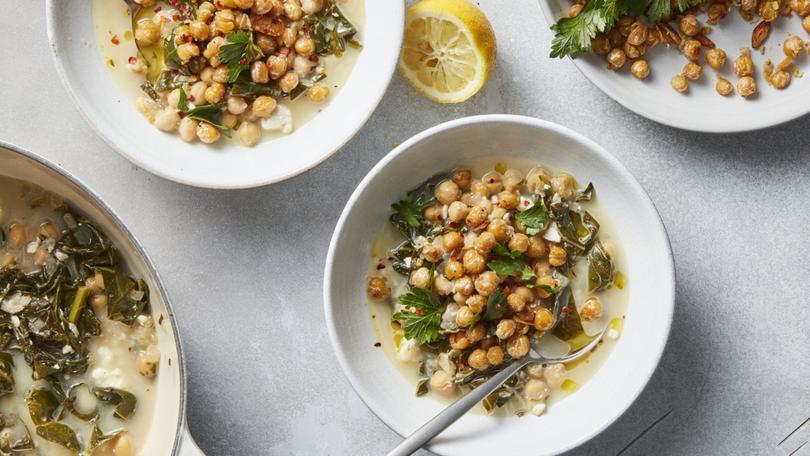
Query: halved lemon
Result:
<box><xmin>398</xmin><ymin>0</ymin><xmax>497</xmax><ymax>104</ymax></box>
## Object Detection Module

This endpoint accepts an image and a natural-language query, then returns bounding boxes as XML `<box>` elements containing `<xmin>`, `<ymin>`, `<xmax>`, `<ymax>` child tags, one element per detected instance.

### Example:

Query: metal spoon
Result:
<box><xmin>387</xmin><ymin>288</ymin><xmax>607</xmax><ymax>456</ymax></box>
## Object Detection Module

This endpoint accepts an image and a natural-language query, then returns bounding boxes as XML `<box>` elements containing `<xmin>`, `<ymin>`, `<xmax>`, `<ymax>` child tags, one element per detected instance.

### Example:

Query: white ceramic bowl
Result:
<box><xmin>0</xmin><ymin>142</ymin><xmax>203</xmax><ymax>455</ymax></box>
<box><xmin>537</xmin><ymin>0</ymin><xmax>810</xmax><ymax>132</ymax></box>
<box><xmin>324</xmin><ymin>115</ymin><xmax>675</xmax><ymax>455</ymax></box>
<box><xmin>45</xmin><ymin>1</ymin><xmax>403</xmax><ymax>189</ymax></box>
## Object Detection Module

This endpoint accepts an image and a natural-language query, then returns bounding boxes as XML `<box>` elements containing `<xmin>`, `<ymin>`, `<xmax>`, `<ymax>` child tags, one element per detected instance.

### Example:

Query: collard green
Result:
<box><xmin>304</xmin><ymin>4</ymin><xmax>362</xmax><ymax>57</ymax></box>
<box><xmin>587</xmin><ymin>240</ymin><xmax>614</xmax><ymax>293</ymax></box>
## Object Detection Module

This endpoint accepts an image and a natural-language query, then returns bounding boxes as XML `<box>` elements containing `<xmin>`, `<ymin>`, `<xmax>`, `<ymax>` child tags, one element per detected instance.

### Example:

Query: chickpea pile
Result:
<box><xmin>572</xmin><ymin>0</ymin><xmax>810</xmax><ymax>97</ymax></box>
<box><xmin>367</xmin><ymin>164</ymin><xmax>619</xmax><ymax>416</ymax></box>
<box><xmin>131</xmin><ymin>0</ymin><xmax>356</xmax><ymax>146</ymax></box>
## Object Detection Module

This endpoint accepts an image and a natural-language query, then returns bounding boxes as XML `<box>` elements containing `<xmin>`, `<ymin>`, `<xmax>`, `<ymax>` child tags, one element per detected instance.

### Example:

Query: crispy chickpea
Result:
<box><xmin>433</xmin><ymin>275</ymin><xmax>453</xmax><ymax>296</ymax></box>
<box><xmin>410</xmin><ymin>267</ymin><xmax>431</xmax><ymax>289</ymax></box>
<box><xmin>496</xmin><ymin>319</ymin><xmax>516</xmax><ymax>340</ymax></box>
<box><xmin>618</xmin><ymin>15</ymin><xmax>634</xmax><ymax>36</ymax></box>
<box><xmin>302</xmin><ymin>0</ymin><xmax>324</xmax><ymax>14</ymax></box>
<box><xmin>803</xmin><ymin>16</ymin><xmax>810</xmax><ymax>33</ymax></box>
<box><xmin>508</xmin><ymin>233</ymin><xmax>529</xmax><ymax>253</ymax></box>
<box><xmin>581</xmin><ymin>296</ymin><xmax>604</xmax><ymax>320</ymax></box>
<box><xmin>277</xmin><ymin>72</ymin><xmax>298</xmax><ymax>93</ymax></box>
<box><xmin>466</xmin><ymin>295</ymin><xmax>486</xmax><ymax>314</ymax></box>
<box><xmin>670</xmin><ymin>74</ymin><xmax>688</xmax><ymax>93</ymax></box>
<box><xmin>495</xmin><ymin>191</ymin><xmax>517</xmax><ymax>211</ymax></box>
<box><xmin>679</xmin><ymin>14</ymin><xmax>700</xmax><ymax>36</ymax></box>
<box><xmin>422</xmin><ymin>244</ymin><xmax>443</xmax><ymax>263</ymax></box>
<box><xmin>196</xmin><ymin>122</ymin><xmax>221</xmax><ymax>143</ymax></box>
<box><xmin>227</xmin><ymin>96</ymin><xmax>248</xmax><ymax>115</ymax></box>
<box><xmin>306</xmin><ymin>84</ymin><xmax>330</xmax><ymax>103</ymax></box>
<box><xmin>236</xmin><ymin>121</ymin><xmax>262</xmax><ymax>146</ymax></box>
<box><xmin>568</xmin><ymin>3</ymin><xmax>583</xmax><ymax>16</ymax></box>
<box><xmin>534</xmin><ymin>307</ymin><xmax>555</xmax><ymax>331</ymax></box>
<box><xmin>506</xmin><ymin>293</ymin><xmax>526</xmax><ymax>312</ymax></box>
<box><xmin>523</xmin><ymin>379</ymin><xmax>550</xmax><ymax>401</ymax></box>
<box><xmin>507</xmin><ymin>335</ymin><xmax>530</xmax><ymax>359</ymax></box>
<box><xmin>455</xmin><ymin>305</ymin><xmax>475</xmax><ymax>328</ymax></box>
<box><xmin>235</xmin><ymin>0</ymin><xmax>254</xmax><ymax>7</ymax></box>
<box><xmin>630</xmin><ymin>60</ymin><xmax>650</xmax><ymax>79</ymax></box>
<box><xmin>134</xmin><ymin>19</ymin><xmax>160</xmax><ymax>47</ymax></box>
<box><xmin>199</xmin><ymin>66</ymin><xmax>214</xmax><ymax>83</ymax></box>
<box><xmin>189</xmin><ymin>20</ymin><xmax>211</xmax><ymax>41</ymax></box>
<box><xmin>465</xmin><ymin>206</ymin><xmax>489</xmax><ymax>228</ymax></box>
<box><xmin>501</xmin><ymin>168</ymin><xmax>523</xmax><ymax>191</ymax></box>
<box><xmin>626</xmin><ymin>21</ymin><xmax>648</xmax><ymax>46</ymax></box>
<box><xmin>454</xmin><ymin>276</ymin><xmax>474</xmax><ymax>296</ymax></box>
<box><xmin>294</xmin><ymin>37</ymin><xmax>316</xmax><ymax>57</ymax></box>
<box><xmin>423</xmin><ymin>204</ymin><xmax>442</xmax><ymax>222</ymax></box>
<box><xmin>682</xmin><ymin>39</ymin><xmax>702</xmax><ymax>62</ymax></box>
<box><xmin>176</xmin><ymin>43</ymin><xmax>200</xmax><ymax>62</ymax></box>
<box><xmin>446</xmin><ymin>201</ymin><xmax>469</xmax><ymax>224</ymax></box>
<box><xmin>442</xmin><ymin>231</ymin><xmax>464</xmax><ymax>253</ymax></box>
<box><xmin>468</xmin><ymin>348</ymin><xmax>490</xmax><ymax>371</ymax></box>
<box><xmin>544</xmin><ymin>363</ymin><xmax>566</xmax><ymax>387</ymax></box>
<box><xmin>212</xmin><ymin>65</ymin><xmax>230</xmax><ymax>84</ymax></box>
<box><xmin>480</xmin><ymin>172</ymin><xmax>502</xmax><ymax>195</ymax></box>
<box><xmin>737</xmin><ymin>76</ymin><xmax>757</xmax><ymax>97</ymax></box>
<box><xmin>204</xmin><ymin>82</ymin><xmax>225</xmax><ymax>104</ymax></box>
<box><xmin>706</xmin><ymin>48</ymin><xmax>727</xmax><ymax>69</ymax></box>
<box><xmin>526</xmin><ymin>235</ymin><xmax>547</xmax><ymax>258</ymax></box>
<box><xmin>219</xmin><ymin>113</ymin><xmax>237</xmax><ymax>129</ymax></box>
<box><xmin>606</xmin><ymin>48</ymin><xmax>627</xmax><ymax>69</ymax></box>
<box><xmin>444</xmin><ymin>259</ymin><xmax>465</xmax><ymax>279</ymax></box>
<box><xmin>716</xmin><ymin>77</ymin><xmax>734</xmax><ymax>96</ymax></box>
<box><xmin>759</xmin><ymin>0</ymin><xmax>780</xmax><ymax>20</ymax></box>
<box><xmin>8</xmin><ymin>223</ymin><xmax>27</xmax><ymax>248</ymax></box>
<box><xmin>429</xmin><ymin>370</ymin><xmax>454</xmax><ymax>393</ymax></box>
<box><xmin>735</xmin><ymin>50</ymin><xmax>754</xmax><ymax>77</ymax></box>
<box><xmin>450</xmin><ymin>332</ymin><xmax>470</xmax><ymax>350</ymax></box>
<box><xmin>784</xmin><ymin>36</ymin><xmax>804</xmax><ymax>58</ymax></box>
<box><xmin>548</xmin><ymin>245</ymin><xmax>567</xmax><ymax>267</ymax></box>
<box><xmin>190</xmin><ymin>81</ymin><xmax>209</xmax><ymax>102</ymax></box>
<box><xmin>474</xmin><ymin>271</ymin><xmax>500</xmax><ymax>296</ymax></box>
<box><xmin>591</xmin><ymin>33</ymin><xmax>611</xmax><ymax>55</ymax></box>
<box><xmin>770</xmin><ymin>70</ymin><xmax>791</xmax><ymax>89</ymax></box>
<box><xmin>248</xmin><ymin>61</ymin><xmax>269</xmax><ymax>84</ymax></box>
<box><xmin>623</xmin><ymin>42</ymin><xmax>645</xmax><ymax>60</ymax></box>
<box><xmin>645</xmin><ymin>27</ymin><xmax>659</xmax><ymax>48</ymax></box>
<box><xmin>435</xmin><ymin>180</ymin><xmax>462</xmax><ymax>205</ymax></box>
<box><xmin>214</xmin><ymin>9</ymin><xmax>236</xmax><ymax>33</ymax></box>
<box><xmin>449</xmin><ymin>169</ymin><xmax>472</xmax><ymax>190</ymax></box>
<box><xmin>473</xmin><ymin>231</ymin><xmax>496</xmax><ymax>255</ymax></box>
<box><xmin>283</xmin><ymin>0</ymin><xmax>304</xmax><ymax>19</ymax></box>
<box><xmin>251</xmin><ymin>96</ymin><xmax>277</xmax><ymax>118</ymax></box>
<box><xmin>682</xmin><ymin>62</ymin><xmax>703</xmax><ymax>80</ymax></box>
<box><xmin>178</xmin><ymin>117</ymin><xmax>198</xmax><ymax>142</ymax></box>
<box><xmin>154</xmin><ymin>108</ymin><xmax>180</xmax><ymax>132</ymax></box>
<box><xmin>197</xmin><ymin>1</ymin><xmax>216</xmax><ymax>22</ymax></box>
<box><xmin>470</xmin><ymin>179</ymin><xmax>489</xmax><ymax>197</ymax></box>
<box><xmin>534</xmin><ymin>275</ymin><xmax>558</xmax><ymax>299</ymax></box>
<box><xmin>707</xmin><ymin>2</ymin><xmax>729</xmax><ymax>23</ymax></box>
<box><xmin>486</xmin><ymin>219</ymin><xmax>511</xmax><ymax>243</ymax></box>
<box><xmin>486</xmin><ymin>346</ymin><xmax>505</xmax><ymax>366</ymax></box>
<box><xmin>608</xmin><ymin>27</ymin><xmax>625</xmax><ymax>48</ymax></box>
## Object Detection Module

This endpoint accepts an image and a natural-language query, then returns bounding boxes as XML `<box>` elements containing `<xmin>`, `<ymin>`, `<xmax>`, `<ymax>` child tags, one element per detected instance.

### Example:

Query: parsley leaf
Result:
<box><xmin>393</xmin><ymin>288</ymin><xmax>445</xmax><ymax>344</ymax></box>
<box><xmin>550</xmin><ymin>0</ymin><xmax>619</xmax><ymax>58</ymax></box>
<box><xmin>186</xmin><ymin>103</ymin><xmax>232</xmax><ymax>138</ymax></box>
<box><xmin>516</xmin><ymin>202</ymin><xmax>549</xmax><ymax>236</ymax></box>
<box><xmin>483</xmin><ymin>289</ymin><xmax>508</xmax><ymax>321</ymax></box>
<box><xmin>177</xmin><ymin>87</ymin><xmax>188</xmax><ymax>111</ymax></box>
<box><xmin>392</xmin><ymin>200</ymin><xmax>422</xmax><ymax>229</ymax></box>
<box><xmin>487</xmin><ymin>245</ymin><xmax>536</xmax><ymax>282</ymax></box>
<box><xmin>218</xmin><ymin>31</ymin><xmax>264</xmax><ymax>83</ymax></box>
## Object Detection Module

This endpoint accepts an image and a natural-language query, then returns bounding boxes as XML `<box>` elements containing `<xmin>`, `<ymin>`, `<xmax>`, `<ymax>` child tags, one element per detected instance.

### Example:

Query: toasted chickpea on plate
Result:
<box><xmin>366</xmin><ymin>162</ymin><xmax>628</xmax><ymax>417</ymax></box>
<box><xmin>95</xmin><ymin>0</ymin><xmax>363</xmax><ymax>147</ymax></box>
<box><xmin>551</xmin><ymin>0</ymin><xmax>810</xmax><ymax>97</ymax></box>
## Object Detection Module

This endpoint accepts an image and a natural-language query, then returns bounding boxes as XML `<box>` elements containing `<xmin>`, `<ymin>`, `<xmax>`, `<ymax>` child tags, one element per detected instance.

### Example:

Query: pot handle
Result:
<box><xmin>179</xmin><ymin>423</ymin><xmax>206</xmax><ymax>456</ymax></box>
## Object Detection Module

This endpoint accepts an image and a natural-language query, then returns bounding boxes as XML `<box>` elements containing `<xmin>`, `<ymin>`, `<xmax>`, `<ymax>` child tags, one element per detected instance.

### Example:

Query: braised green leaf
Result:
<box><xmin>304</xmin><ymin>3</ymin><xmax>362</xmax><ymax>57</ymax></box>
<box><xmin>483</xmin><ymin>289</ymin><xmax>508</xmax><ymax>321</ymax></box>
<box><xmin>25</xmin><ymin>387</ymin><xmax>60</xmax><ymax>426</ymax></box>
<box><xmin>587</xmin><ymin>240</ymin><xmax>614</xmax><ymax>292</ymax></box>
<box><xmin>93</xmin><ymin>387</ymin><xmax>137</xmax><ymax>420</ymax></box>
<box><xmin>185</xmin><ymin>103</ymin><xmax>232</xmax><ymax>138</ymax></box>
<box><xmin>36</xmin><ymin>422</ymin><xmax>80</xmax><ymax>453</ymax></box>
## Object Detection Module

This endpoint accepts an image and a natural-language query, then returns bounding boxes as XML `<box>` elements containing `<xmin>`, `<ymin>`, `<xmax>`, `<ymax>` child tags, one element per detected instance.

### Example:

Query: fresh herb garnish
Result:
<box><xmin>516</xmin><ymin>202</ymin><xmax>549</xmax><ymax>236</ymax></box>
<box><xmin>218</xmin><ymin>31</ymin><xmax>264</xmax><ymax>83</ymax></box>
<box><xmin>392</xmin><ymin>200</ymin><xmax>422</xmax><ymax>229</ymax></box>
<box><xmin>392</xmin><ymin>288</ymin><xmax>445</xmax><ymax>344</ymax></box>
<box><xmin>487</xmin><ymin>245</ymin><xmax>536</xmax><ymax>282</ymax></box>
<box><xmin>177</xmin><ymin>87</ymin><xmax>189</xmax><ymax>111</ymax></box>
<box><xmin>185</xmin><ymin>103</ymin><xmax>232</xmax><ymax>138</ymax></box>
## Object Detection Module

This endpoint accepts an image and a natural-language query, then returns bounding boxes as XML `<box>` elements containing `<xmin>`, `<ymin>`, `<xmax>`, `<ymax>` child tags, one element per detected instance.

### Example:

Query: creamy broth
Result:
<box><xmin>92</xmin><ymin>0</ymin><xmax>364</xmax><ymax>146</ymax></box>
<box><xmin>0</xmin><ymin>178</ymin><xmax>158</xmax><ymax>455</ymax></box>
<box><xmin>367</xmin><ymin>159</ymin><xmax>629</xmax><ymax>417</ymax></box>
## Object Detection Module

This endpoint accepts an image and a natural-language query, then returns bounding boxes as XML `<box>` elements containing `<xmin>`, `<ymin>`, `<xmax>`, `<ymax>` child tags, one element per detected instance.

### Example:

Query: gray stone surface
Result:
<box><xmin>3</xmin><ymin>1</ymin><xmax>810</xmax><ymax>454</ymax></box>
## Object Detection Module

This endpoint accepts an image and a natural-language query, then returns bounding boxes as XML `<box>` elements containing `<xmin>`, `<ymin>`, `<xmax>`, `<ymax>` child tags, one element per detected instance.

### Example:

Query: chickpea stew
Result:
<box><xmin>0</xmin><ymin>177</ymin><xmax>159</xmax><ymax>455</ymax></box>
<box><xmin>366</xmin><ymin>162</ymin><xmax>628</xmax><ymax>417</ymax></box>
<box><xmin>94</xmin><ymin>0</ymin><xmax>363</xmax><ymax>147</ymax></box>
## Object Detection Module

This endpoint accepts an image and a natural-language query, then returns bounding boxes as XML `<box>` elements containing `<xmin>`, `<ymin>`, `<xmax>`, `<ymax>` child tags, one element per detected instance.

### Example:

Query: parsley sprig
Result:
<box><xmin>550</xmin><ymin>0</ymin><xmax>704</xmax><ymax>58</ymax></box>
<box><xmin>487</xmin><ymin>245</ymin><xmax>536</xmax><ymax>282</ymax></box>
<box><xmin>516</xmin><ymin>201</ymin><xmax>549</xmax><ymax>236</ymax></box>
<box><xmin>393</xmin><ymin>288</ymin><xmax>445</xmax><ymax>344</ymax></box>
<box><xmin>218</xmin><ymin>31</ymin><xmax>264</xmax><ymax>83</ymax></box>
<box><xmin>185</xmin><ymin>103</ymin><xmax>232</xmax><ymax>138</ymax></box>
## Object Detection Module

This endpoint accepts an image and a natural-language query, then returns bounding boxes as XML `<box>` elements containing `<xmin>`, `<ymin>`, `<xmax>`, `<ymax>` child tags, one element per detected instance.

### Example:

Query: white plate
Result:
<box><xmin>537</xmin><ymin>1</ymin><xmax>810</xmax><ymax>132</ymax></box>
<box><xmin>46</xmin><ymin>1</ymin><xmax>403</xmax><ymax>189</ymax></box>
<box><xmin>324</xmin><ymin>115</ymin><xmax>675</xmax><ymax>455</ymax></box>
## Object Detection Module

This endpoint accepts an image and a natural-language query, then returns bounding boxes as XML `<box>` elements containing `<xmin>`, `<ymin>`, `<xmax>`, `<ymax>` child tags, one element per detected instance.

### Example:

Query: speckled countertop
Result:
<box><xmin>3</xmin><ymin>1</ymin><xmax>810</xmax><ymax>455</ymax></box>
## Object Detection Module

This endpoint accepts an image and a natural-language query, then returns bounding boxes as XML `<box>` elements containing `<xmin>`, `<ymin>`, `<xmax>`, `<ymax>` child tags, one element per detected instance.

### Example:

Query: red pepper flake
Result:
<box><xmin>376</xmin><ymin>264</ymin><xmax>386</xmax><ymax>270</ymax></box>
<box><xmin>111</xmin><ymin>35</ymin><xmax>120</xmax><ymax>45</ymax></box>
<box><xmin>154</xmin><ymin>6</ymin><xmax>162</xmax><ymax>12</ymax></box>
<box><xmin>524</xmin><ymin>200</ymin><xmax>530</xmax><ymax>206</ymax></box>
<box><xmin>309</xmin><ymin>55</ymin><xmax>320</xmax><ymax>62</ymax></box>
<box><xmin>373</xmin><ymin>342</ymin><xmax>382</xmax><ymax>347</ymax></box>
<box><xmin>128</xmin><ymin>56</ymin><xmax>137</xmax><ymax>65</ymax></box>
<box><xmin>387</xmin><ymin>256</ymin><xmax>394</xmax><ymax>261</ymax></box>
<box><xmin>188</xmin><ymin>95</ymin><xmax>196</xmax><ymax>102</ymax></box>
<box><xmin>562</xmin><ymin>306</ymin><xmax>573</xmax><ymax>314</ymax></box>
<box><xmin>172</xmin><ymin>14</ymin><xmax>180</xmax><ymax>21</ymax></box>
<box><xmin>240</xmin><ymin>57</ymin><xmax>247</xmax><ymax>65</ymax></box>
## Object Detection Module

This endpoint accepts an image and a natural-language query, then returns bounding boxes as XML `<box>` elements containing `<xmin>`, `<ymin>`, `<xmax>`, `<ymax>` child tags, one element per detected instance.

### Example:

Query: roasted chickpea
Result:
<box><xmin>735</xmin><ymin>50</ymin><xmax>754</xmax><ymax>77</ymax></box>
<box><xmin>252</xmin><ymin>96</ymin><xmax>278</xmax><ymax>118</ymax></box>
<box><xmin>423</xmin><ymin>204</ymin><xmax>442</xmax><ymax>222</ymax></box>
<box><xmin>307</xmin><ymin>84</ymin><xmax>330</xmax><ymax>102</ymax></box>
<box><xmin>784</xmin><ymin>36</ymin><xmax>804</xmax><ymax>58</ymax></box>
<box><xmin>455</xmin><ymin>306</ymin><xmax>475</xmax><ymax>328</ymax></box>
<box><xmin>508</xmin><ymin>233</ymin><xmax>529</xmax><ymax>253</ymax></box>
<box><xmin>706</xmin><ymin>48</ymin><xmax>727</xmax><ymax>69</ymax></box>
<box><xmin>197</xmin><ymin>1</ymin><xmax>216</xmax><ymax>22</ymax></box>
<box><xmin>759</xmin><ymin>0</ymin><xmax>780</xmax><ymax>20</ymax></box>
<box><xmin>624</xmin><ymin>41</ymin><xmax>645</xmax><ymax>59</ymax></box>
<box><xmin>279</xmin><ymin>72</ymin><xmax>300</xmax><ymax>93</ymax></box>
<box><xmin>474</xmin><ymin>271</ymin><xmax>500</xmax><ymax>296</ymax></box>
<box><xmin>178</xmin><ymin>117</ymin><xmax>198</xmax><ymax>142</ymax></box>
<box><xmin>591</xmin><ymin>33</ymin><xmax>611</xmax><ymax>55</ymax></box>
<box><xmin>501</xmin><ymin>168</ymin><xmax>523</xmax><ymax>191</ymax></box>
<box><xmin>473</xmin><ymin>231</ymin><xmax>497</xmax><ymax>255</ymax></box>
<box><xmin>435</xmin><ymin>180</ymin><xmax>462</xmax><ymax>205</ymax></box>
<box><xmin>606</xmin><ymin>48</ymin><xmax>627</xmax><ymax>69</ymax></box>
<box><xmin>429</xmin><ymin>370</ymin><xmax>454</xmax><ymax>393</ymax></box>
<box><xmin>618</xmin><ymin>15</ymin><xmax>634</xmax><ymax>36</ymax></box>
<box><xmin>214</xmin><ymin>9</ymin><xmax>236</xmax><ymax>33</ymax></box>
<box><xmin>487</xmin><ymin>346</ymin><xmax>505</xmax><ymax>366</ymax></box>
<box><xmin>679</xmin><ymin>14</ymin><xmax>700</xmax><ymax>36</ymax></box>
<box><xmin>444</xmin><ymin>259</ymin><xmax>465</xmax><ymax>279</ymax></box>
<box><xmin>196</xmin><ymin>122</ymin><xmax>221</xmax><ymax>143</ymax></box>
<box><xmin>803</xmin><ymin>15</ymin><xmax>810</xmax><ymax>33</ymax></box>
<box><xmin>189</xmin><ymin>20</ymin><xmax>211</xmax><ymax>41</ymax></box>
<box><xmin>568</xmin><ymin>3</ymin><xmax>583</xmax><ymax>16</ymax></box>
<box><xmin>581</xmin><ymin>296</ymin><xmax>604</xmax><ymax>320</ymax></box>
<box><xmin>707</xmin><ymin>1</ymin><xmax>729</xmax><ymax>23</ymax></box>
<box><xmin>176</xmin><ymin>43</ymin><xmax>200</xmax><ymax>62</ymax></box>
<box><xmin>8</xmin><ymin>223</ymin><xmax>27</xmax><ymax>248</ymax></box>
<box><xmin>548</xmin><ymin>245</ymin><xmax>567</xmax><ymax>267</ymax></box>
<box><xmin>451</xmin><ymin>169</ymin><xmax>472</xmax><ymax>190</ymax></box>
<box><xmin>507</xmin><ymin>335</ymin><xmax>530</xmax><ymax>359</ymax></box>
<box><xmin>433</xmin><ymin>275</ymin><xmax>453</xmax><ymax>296</ymax></box>
<box><xmin>267</xmin><ymin>55</ymin><xmax>288</xmax><ymax>79</ymax></box>
<box><xmin>294</xmin><ymin>37</ymin><xmax>316</xmax><ymax>57</ymax></box>
<box><xmin>450</xmin><ymin>332</ymin><xmax>470</xmax><ymax>350</ymax></box>
<box><xmin>496</xmin><ymin>319</ymin><xmax>517</xmax><ymax>340</ymax></box>
<box><xmin>534</xmin><ymin>275</ymin><xmax>558</xmax><ymax>299</ymax></box>
<box><xmin>191</xmin><ymin>81</ymin><xmax>210</xmax><ymax>103</ymax></box>
<box><xmin>630</xmin><ymin>60</ymin><xmax>650</xmax><ymax>79</ymax></box>
<box><xmin>466</xmin><ymin>295</ymin><xmax>486</xmax><ymax>314</ymax></box>
<box><xmin>523</xmin><ymin>379</ymin><xmax>550</xmax><ymax>401</ymax></box>
<box><xmin>442</xmin><ymin>231</ymin><xmax>464</xmax><ymax>253</ymax></box>
<box><xmin>154</xmin><ymin>108</ymin><xmax>180</xmax><ymax>132</ymax></box>
<box><xmin>468</xmin><ymin>348</ymin><xmax>490</xmax><ymax>371</ymax></box>
<box><xmin>470</xmin><ymin>180</ymin><xmax>490</xmax><ymax>197</ymax></box>
<box><xmin>670</xmin><ymin>74</ymin><xmax>689</xmax><ymax>93</ymax></box>
<box><xmin>770</xmin><ymin>70</ymin><xmax>791</xmax><ymax>89</ymax></box>
<box><xmin>497</xmin><ymin>190</ymin><xmax>519</xmax><ymax>210</ymax></box>
<box><xmin>486</xmin><ymin>219</ymin><xmax>511</xmax><ymax>243</ymax></box>
<box><xmin>682</xmin><ymin>39</ymin><xmax>702</xmax><ymax>62</ymax></box>
<box><xmin>737</xmin><ymin>76</ymin><xmax>757</xmax><ymax>97</ymax></box>
<box><xmin>626</xmin><ymin>20</ymin><xmax>648</xmax><ymax>46</ymax></box>
<box><xmin>506</xmin><ymin>292</ymin><xmax>526</xmax><ymax>312</ymax></box>
<box><xmin>608</xmin><ymin>27</ymin><xmax>625</xmax><ymax>48</ymax></box>
<box><xmin>227</xmin><ymin>96</ymin><xmax>248</xmax><ymax>115</ymax></box>
<box><xmin>236</xmin><ymin>121</ymin><xmax>261</xmax><ymax>146</ymax></box>
<box><xmin>422</xmin><ymin>244</ymin><xmax>443</xmax><ymax>263</ymax></box>
<box><xmin>716</xmin><ymin>77</ymin><xmax>734</xmax><ymax>96</ymax></box>
<box><xmin>682</xmin><ymin>62</ymin><xmax>703</xmax><ymax>80</ymax></box>
<box><xmin>482</xmin><ymin>171</ymin><xmax>503</xmax><ymax>194</ymax></box>
<box><xmin>410</xmin><ymin>267</ymin><xmax>431</xmax><ymax>289</ymax></box>
<box><xmin>204</xmin><ymin>82</ymin><xmax>225</xmax><ymax>104</ymax></box>
<box><xmin>134</xmin><ymin>19</ymin><xmax>160</xmax><ymax>47</ymax></box>
<box><xmin>534</xmin><ymin>307</ymin><xmax>555</xmax><ymax>331</ymax></box>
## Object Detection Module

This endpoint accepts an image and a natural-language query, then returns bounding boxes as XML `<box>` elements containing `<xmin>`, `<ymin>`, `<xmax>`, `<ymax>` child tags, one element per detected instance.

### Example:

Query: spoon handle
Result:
<box><xmin>386</xmin><ymin>359</ymin><xmax>527</xmax><ymax>456</ymax></box>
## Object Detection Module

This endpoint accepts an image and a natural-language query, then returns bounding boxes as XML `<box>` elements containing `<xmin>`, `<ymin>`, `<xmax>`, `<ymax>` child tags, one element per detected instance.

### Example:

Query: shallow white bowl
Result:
<box><xmin>46</xmin><ymin>1</ymin><xmax>403</xmax><ymax>189</ymax></box>
<box><xmin>324</xmin><ymin>115</ymin><xmax>675</xmax><ymax>455</ymax></box>
<box><xmin>537</xmin><ymin>0</ymin><xmax>810</xmax><ymax>132</ymax></box>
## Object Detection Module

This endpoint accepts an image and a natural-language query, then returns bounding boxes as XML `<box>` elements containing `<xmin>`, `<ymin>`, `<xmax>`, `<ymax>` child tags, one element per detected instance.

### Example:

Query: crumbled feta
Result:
<box><xmin>261</xmin><ymin>104</ymin><xmax>293</xmax><ymax>134</ymax></box>
<box><xmin>1</xmin><ymin>292</ymin><xmax>32</xmax><ymax>314</ymax></box>
<box><xmin>96</xmin><ymin>346</ymin><xmax>113</xmax><ymax>363</ymax></box>
<box><xmin>10</xmin><ymin>316</ymin><xmax>20</xmax><ymax>327</ymax></box>
<box><xmin>62</xmin><ymin>345</ymin><xmax>74</xmax><ymax>354</ymax></box>
<box><xmin>25</xmin><ymin>240</ymin><xmax>39</xmax><ymax>254</ymax></box>
<box><xmin>531</xmin><ymin>402</ymin><xmax>547</xmax><ymax>416</ymax></box>
<box><xmin>396</xmin><ymin>339</ymin><xmax>424</xmax><ymax>363</ymax></box>
<box><xmin>518</xmin><ymin>196</ymin><xmax>535</xmax><ymax>211</ymax></box>
<box><xmin>543</xmin><ymin>222</ymin><xmax>562</xmax><ymax>243</ymax></box>
<box><xmin>90</xmin><ymin>367</ymin><xmax>125</xmax><ymax>389</ymax></box>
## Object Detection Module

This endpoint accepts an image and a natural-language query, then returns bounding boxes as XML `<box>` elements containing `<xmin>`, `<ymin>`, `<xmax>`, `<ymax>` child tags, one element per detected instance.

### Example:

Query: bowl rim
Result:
<box><xmin>323</xmin><ymin>114</ymin><xmax>676</xmax><ymax>454</ymax></box>
<box><xmin>44</xmin><ymin>0</ymin><xmax>405</xmax><ymax>189</ymax></box>
<box><xmin>0</xmin><ymin>140</ymin><xmax>188</xmax><ymax>454</ymax></box>
<box><xmin>534</xmin><ymin>0</ymin><xmax>807</xmax><ymax>133</ymax></box>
